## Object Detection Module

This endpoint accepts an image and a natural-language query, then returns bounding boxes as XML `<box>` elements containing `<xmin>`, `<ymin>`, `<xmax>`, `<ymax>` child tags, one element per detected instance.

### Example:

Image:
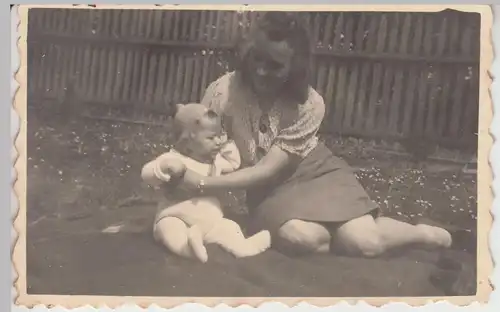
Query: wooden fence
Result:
<box><xmin>27</xmin><ymin>8</ymin><xmax>481</xmax><ymax>148</ymax></box>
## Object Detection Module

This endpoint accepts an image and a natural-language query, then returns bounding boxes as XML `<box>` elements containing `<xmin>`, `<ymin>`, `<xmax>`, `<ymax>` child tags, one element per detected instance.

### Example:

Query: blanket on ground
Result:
<box><xmin>26</xmin><ymin>232</ymin><xmax>475</xmax><ymax>297</ymax></box>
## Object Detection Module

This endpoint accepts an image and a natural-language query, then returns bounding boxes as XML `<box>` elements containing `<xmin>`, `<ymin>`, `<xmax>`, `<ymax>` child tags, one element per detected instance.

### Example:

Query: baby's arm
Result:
<box><xmin>215</xmin><ymin>140</ymin><xmax>241</xmax><ymax>174</ymax></box>
<box><xmin>141</xmin><ymin>153</ymin><xmax>186</xmax><ymax>187</ymax></box>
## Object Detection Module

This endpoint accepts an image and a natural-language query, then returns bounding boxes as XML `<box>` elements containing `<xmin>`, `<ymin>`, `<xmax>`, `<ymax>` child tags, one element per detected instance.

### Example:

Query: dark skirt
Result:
<box><xmin>246</xmin><ymin>142</ymin><xmax>379</xmax><ymax>234</ymax></box>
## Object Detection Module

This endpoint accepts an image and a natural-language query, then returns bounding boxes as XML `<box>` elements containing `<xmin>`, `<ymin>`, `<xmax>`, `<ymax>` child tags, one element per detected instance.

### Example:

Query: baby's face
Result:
<box><xmin>188</xmin><ymin>118</ymin><xmax>224</xmax><ymax>162</ymax></box>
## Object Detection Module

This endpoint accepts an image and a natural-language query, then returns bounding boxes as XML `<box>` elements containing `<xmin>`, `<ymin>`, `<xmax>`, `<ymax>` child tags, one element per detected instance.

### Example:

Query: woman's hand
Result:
<box><xmin>159</xmin><ymin>168</ymin><xmax>204</xmax><ymax>199</ymax></box>
<box><xmin>180</xmin><ymin>169</ymin><xmax>204</xmax><ymax>192</ymax></box>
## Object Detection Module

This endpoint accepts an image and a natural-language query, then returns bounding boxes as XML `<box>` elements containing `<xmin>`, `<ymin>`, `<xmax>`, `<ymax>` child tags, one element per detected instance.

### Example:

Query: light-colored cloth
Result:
<box><xmin>143</xmin><ymin>145</ymin><xmax>271</xmax><ymax>259</ymax></box>
<box><xmin>142</xmin><ymin>144</ymin><xmax>240</xmax><ymax>232</ymax></box>
<box><xmin>201</xmin><ymin>71</ymin><xmax>325</xmax><ymax>166</ymax></box>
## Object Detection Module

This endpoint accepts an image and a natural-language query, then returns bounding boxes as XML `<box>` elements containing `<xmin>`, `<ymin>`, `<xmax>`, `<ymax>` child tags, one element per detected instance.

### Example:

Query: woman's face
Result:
<box><xmin>247</xmin><ymin>36</ymin><xmax>294</xmax><ymax>97</ymax></box>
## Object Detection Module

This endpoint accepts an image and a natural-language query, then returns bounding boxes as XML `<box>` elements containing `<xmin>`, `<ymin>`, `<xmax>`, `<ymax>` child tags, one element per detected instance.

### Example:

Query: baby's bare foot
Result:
<box><xmin>188</xmin><ymin>226</ymin><xmax>208</xmax><ymax>263</ymax></box>
<box><xmin>249</xmin><ymin>230</ymin><xmax>272</xmax><ymax>252</ymax></box>
<box><xmin>416</xmin><ymin>224</ymin><xmax>452</xmax><ymax>249</ymax></box>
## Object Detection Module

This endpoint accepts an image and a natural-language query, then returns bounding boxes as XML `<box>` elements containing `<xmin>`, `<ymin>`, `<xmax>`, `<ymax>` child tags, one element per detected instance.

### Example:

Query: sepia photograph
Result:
<box><xmin>13</xmin><ymin>4</ymin><xmax>493</xmax><ymax>307</ymax></box>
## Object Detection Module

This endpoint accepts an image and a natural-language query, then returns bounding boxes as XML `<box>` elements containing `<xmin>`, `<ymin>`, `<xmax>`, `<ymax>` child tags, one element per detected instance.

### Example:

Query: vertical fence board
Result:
<box><xmin>120</xmin><ymin>50</ymin><xmax>134</xmax><ymax>102</ymax></box>
<box><xmin>57</xmin><ymin>45</ymin><xmax>70</xmax><ymax>96</ymax></box>
<box><xmin>343</xmin><ymin>63</ymin><xmax>360</xmax><ymax>131</ymax></box>
<box><xmin>330</xmin><ymin>13</ymin><xmax>346</xmax><ymax>130</ymax></box>
<box><xmin>165</xmin><ymin>53</ymin><xmax>177</xmax><ymax>105</ymax></box>
<box><xmin>41</xmin><ymin>44</ymin><xmax>51</xmax><ymax>95</ymax></box>
<box><xmin>448</xmin><ymin>13</ymin><xmax>460</xmax><ymax>56</ymax></box>
<box><xmin>414</xmin><ymin>16</ymin><xmax>434</xmax><ymax>136</ymax></box>
<box><xmin>332</xmin><ymin>64</ymin><xmax>347</xmax><ymax>132</ymax></box>
<box><xmin>162</xmin><ymin>11</ymin><xmax>173</xmax><ymax>40</ymax></box>
<box><xmin>353</xmin><ymin>62</ymin><xmax>370</xmax><ymax>131</ymax></box>
<box><xmin>182</xmin><ymin>55</ymin><xmax>194</xmax><ymax>102</ymax></box>
<box><xmin>463</xmin><ymin>69</ymin><xmax>479</xmax><ymax>141</ymax></box>
<box><xmin>312</xmin><ymin>13</ymin><xmax>321</xmax><ymax>48</ymax></box>
<box><xmin>95</xmin><ymin>47</ymin><xmax>108</xmax><ymax>101</ymax></box>
<box><xmin>172</xmin><ymin>11</ymin><xmax>181</xmax><ymax>41</ymax></box>
<box><xmin>129</xmin><ymin>50</ymin><xmax>143</xmax><ymax>102</ymax></box>
<box><xmin>87</xmin><ymin>48</ymin><xmax>100</xmax><ymax>100</ymax></box>
<box><xmin>79</xmin><ymin>46</ymin><xmax>91</xmax><ymax>97</ymax></box>
<box><xmin>352</xmin><ymin>14</ymin><xmax>369</xmax><ymax>130</ymax></box>
<box><xmin>137</xmin><ymin>50</ymin><xmax>151</xmax><ymax>104</ymax></box>
<box><xmin>449</xmin><ymin>67</ymin><xmax>467</xmax><ymax>137</ymax></box>
<box><xmin>145</xmin><ymin>10</ymin><xmax>155</xmax><ymax>39</ymax></box>
<box><xmin>173</xmin><ymin>55</ymin><xmax>184</xmax><ymax>103</ymax></box>
<box><xmin>341</xmin><ymin>14</ymin><xmax>357</xmax><ymax>130</ymax></box>
<box><xmin>436</xmin><ymin>68</ymin><xmax>452</xmax><ymax>138</ymax></box>
<box><xmin>200</xmin><ymin>54</ymin><xmax>211</xmax><ymax>99</ymax></box>
<box><xmin>153</xmin><ymin>52</ymin><xmax>168</xmax><ymax>107</ymax></box>
<box><xmin>145</xmin><ymin>53</ymin><xmax>158</xmax><ymax>105</ymax></box>
<box><xmin>413</xmin><ymin>67</ymin><xmax>429</xmax><ymax>136</ymax></box>
<box><xmin>424</xmin><ymin>66</ymin><xmax>440</xmax><ymax>137</ymax></box>
<box><xmin>198</xmin><ymin>11</ymin><xmax>207</xmax><ymax>41</ymax></box>
<box><xmin>401</xmin><ymin>15</ymin><xmax>424</xmax><ymax>136</ymax></box>
<box><xmin>377</xmin><ymin>13</ymin><xmax>398</xmax><ymax>135</ymax></box>
<box><xmin>316</xmin><ymin>58</ymin><xmax>328</xmax><ymax>97</ymax></box>
<box><xmin>181</xmin><ymin>11</ymin><xmax>190</xmax><ymax>40</ymax></box>
<box><xmin>366</xmin><ymin>14</ymin><xmax>387</xmax><ymax>132</ymax></box>
<box><xmin>424</xmin><ymin>17</ymin><xmax>448</xmax><ymax>136</ymax></box>
<box><xmin>323</xmin><ymin>14</ymin><xmax>335</xmax><ymax>48</ymax></box>
<box><xmin>37</xmin><ymin>44</ymin><xmax>45</xmax><ymax>94</ymax></box>
<box><xmin>103</xmin><ymin>48</ymin><xmax>115</xmax><ymax>102</ymax></box>
<box><xmin>191</xmin><ymin>54</ymin><xmax>203</xmax><ymax>101</ymax></box>
<box><xmin>322</xmin><ymin>63</ymin><xmax>337</xmax><ymax>129</ymax></box>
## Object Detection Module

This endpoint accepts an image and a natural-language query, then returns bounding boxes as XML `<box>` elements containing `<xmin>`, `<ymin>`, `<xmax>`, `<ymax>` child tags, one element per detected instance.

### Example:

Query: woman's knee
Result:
<box><xmin>277</xmin><ymin>219</ymin><xmax>331</xmax><ymax>253</ymax></box>
<box><xmin>334</xmin><ymin>215</ymin><xmax>385</xmax><ymax>257</ymax></box>
<box><xmin>351</xmin><ymin>235</ymin><xmax>385</xmax><ymax>257</ymax></box>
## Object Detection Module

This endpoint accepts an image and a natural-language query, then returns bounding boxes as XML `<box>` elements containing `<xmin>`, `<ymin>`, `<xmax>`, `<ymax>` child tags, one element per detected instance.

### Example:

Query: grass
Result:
<box><xmin>25</xmin><ymin>109</ymin><xmax>477</xmax><ymax>248</ymax></box>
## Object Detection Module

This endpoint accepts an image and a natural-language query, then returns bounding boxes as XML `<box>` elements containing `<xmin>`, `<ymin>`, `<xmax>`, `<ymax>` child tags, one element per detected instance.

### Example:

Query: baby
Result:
<box><xmin>141</xmin><ymin>103</ymin><xmax>271</xmax><ymax>263</ymax></box>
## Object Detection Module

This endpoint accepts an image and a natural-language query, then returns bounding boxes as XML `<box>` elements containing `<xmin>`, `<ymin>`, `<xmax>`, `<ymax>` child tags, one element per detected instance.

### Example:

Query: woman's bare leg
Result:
<box><xmin>276</xmin><ymin>219</ymin><xmax>331</xmax><ymax>255</ymax></box>
<box><xmin>154</xmin><ymin>217</ymin><xmax>207</xmax><ymax>262</ymax></box>
<box><xmin>333</xmin><ymin>214</ymin><xmax>452</xmax><ymax>257</ymax></box>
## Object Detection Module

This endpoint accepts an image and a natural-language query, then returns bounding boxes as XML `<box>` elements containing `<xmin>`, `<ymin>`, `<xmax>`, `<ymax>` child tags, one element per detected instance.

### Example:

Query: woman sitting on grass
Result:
<box><xmin>173</xmin><ymin>12</ymin><xmax>452</xmax><ymax>257</ymax></box>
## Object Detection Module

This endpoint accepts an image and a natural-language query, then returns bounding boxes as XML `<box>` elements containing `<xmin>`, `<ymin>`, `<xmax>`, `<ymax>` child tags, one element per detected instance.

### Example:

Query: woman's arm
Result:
<box><xmin>202</xmin><ymin>145</ymin><xmax>300</xmax><ymax>192</ymax></box>
<box><xmin>180</xmin><ymin>146</ymin><xmax>296</xmax><ymax>196</ymax></box>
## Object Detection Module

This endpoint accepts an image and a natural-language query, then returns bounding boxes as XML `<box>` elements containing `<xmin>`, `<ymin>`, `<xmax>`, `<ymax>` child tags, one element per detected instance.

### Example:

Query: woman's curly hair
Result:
<box><xmin>236</xmin><ymin>12</ymin><xmax>312</xmax><ymax>104</ymax></box>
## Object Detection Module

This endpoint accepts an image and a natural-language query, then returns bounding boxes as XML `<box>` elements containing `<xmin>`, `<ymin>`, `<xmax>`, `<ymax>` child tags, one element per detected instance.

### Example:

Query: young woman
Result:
<box><xmin>174</xmin><ymin>12</ymin><xmax>452</xmax><ymax>257</ymax></box>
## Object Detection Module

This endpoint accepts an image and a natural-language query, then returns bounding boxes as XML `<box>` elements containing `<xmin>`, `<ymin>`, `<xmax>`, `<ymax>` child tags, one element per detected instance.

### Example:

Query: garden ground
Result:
<box><xmin>24</xmin><ymin>109</ymin><xmax>478</xmax><ymax>297</ymax></box>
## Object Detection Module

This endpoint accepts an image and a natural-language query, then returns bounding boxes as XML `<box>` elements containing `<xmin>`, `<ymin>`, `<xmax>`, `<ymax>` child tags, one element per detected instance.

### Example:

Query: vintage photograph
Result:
<box><xmin>13</xmin><ymin>4</ymin><xmax>493</xmax><ymax>307</ymax></box>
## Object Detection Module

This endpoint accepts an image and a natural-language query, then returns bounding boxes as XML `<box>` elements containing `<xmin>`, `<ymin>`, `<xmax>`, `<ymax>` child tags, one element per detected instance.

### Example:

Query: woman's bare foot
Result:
<box><xmin>416</xmin><ymin>224</ymin><xmax>453</xmax><ymax>249</ymax></box>
<box><xmin>188</xmin><ymin>225</ymin><xmax>208</xmax><ymax>263</ymax></box>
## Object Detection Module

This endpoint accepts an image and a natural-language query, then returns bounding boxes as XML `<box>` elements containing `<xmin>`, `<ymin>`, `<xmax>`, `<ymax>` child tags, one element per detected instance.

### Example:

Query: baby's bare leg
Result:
<box><xmin>187</xmin><ymin>224</ymin><xmax>208</xmax><ymax>263</ymax></box>
<box><xmin>205</xmin><ymin>218</ymin><xmax>271</xmax><ymax>258</ymax></box>
<box><xmin>154</xmin><ymin>217</ymin><xmax>207</xmax><ymax>262</ymax></box>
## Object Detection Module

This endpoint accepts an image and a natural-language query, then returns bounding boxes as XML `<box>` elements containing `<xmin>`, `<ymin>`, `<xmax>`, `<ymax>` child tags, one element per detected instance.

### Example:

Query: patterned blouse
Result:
<box><xmin>200</xmin><ymin>71</ymin><xmax>326</xmax><ymax>166</ymax></box>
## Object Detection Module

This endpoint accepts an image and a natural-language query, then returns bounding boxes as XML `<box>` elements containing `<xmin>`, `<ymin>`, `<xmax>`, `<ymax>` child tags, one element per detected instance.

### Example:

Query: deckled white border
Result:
<box><xmin>10</xmin><ymin>3</ymin><xmax>499</xmax><ymax>311</ymax></box>
<box><xmin>12</xmin><ymin>3</ymin><xmax>21</xmax><ymax>309</ymax></box>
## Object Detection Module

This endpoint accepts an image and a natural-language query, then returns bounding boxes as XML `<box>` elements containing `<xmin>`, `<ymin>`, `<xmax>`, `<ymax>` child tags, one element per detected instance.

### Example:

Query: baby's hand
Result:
<box><xmin>157</xmin><ymin>158</ymin><xmax>186</xmax><ymax>182</ymax></box>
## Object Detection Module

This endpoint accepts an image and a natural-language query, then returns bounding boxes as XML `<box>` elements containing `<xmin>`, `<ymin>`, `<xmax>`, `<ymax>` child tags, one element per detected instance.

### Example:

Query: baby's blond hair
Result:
<box><xmin>172</xmin><ymin>103</ymin><xmax>220</xmax><ymax>149</ymax></box>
